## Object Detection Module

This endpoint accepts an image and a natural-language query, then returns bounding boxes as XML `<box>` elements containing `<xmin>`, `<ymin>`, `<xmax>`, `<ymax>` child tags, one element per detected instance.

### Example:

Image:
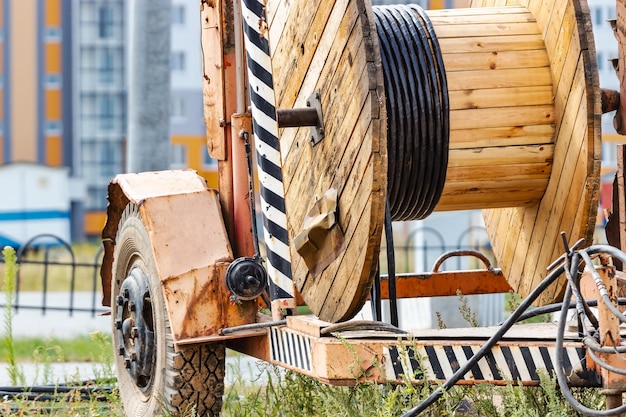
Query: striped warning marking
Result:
<box><xmin>270</xmin><ymin>327</ymin><xmax>313</xmax><ymax>372</ymax></box>
<box><xmin>240</xmin><ymin>0</ymin><xmax>296</xmax><ymax>305</ymax></box>
<box><xmin>384</xmin><ymin>344</ymin><xmax>590</xmax><ymax>384</ymax></box>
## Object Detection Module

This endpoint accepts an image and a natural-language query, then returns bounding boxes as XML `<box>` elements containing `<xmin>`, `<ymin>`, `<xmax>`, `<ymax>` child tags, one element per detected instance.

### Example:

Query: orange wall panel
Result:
<box><xmin>46</xmin><ymin>43</ymin><xmax>61</xmax><ymax>73</ymax></box>
<box><xmin>46</xmin><ymin>136</ymin><xmax>62</xmax><ymax>166</ymax></box>
<box><xmin>85</xmin><ymin>212</ymin><xmax>108</xmax><ymax>236</ymax></box>
<box><xmin>45</xmin><ymin>0</ymin><xmax>61</xmax><ymax>26</ymax></box>
<box><xmin>429</xmin><ymin>0</ymin><xmax>445</xmax><ymax>9</ymax></box>
<box><xmin>11</xmin><ymin>0</ymin><xmax>37</xmax><ymax>162</ymax></box>
<box><xmin>46</xmin><ymin>89</ymin><xmax>61</xmax><ymax>119</ymax></box>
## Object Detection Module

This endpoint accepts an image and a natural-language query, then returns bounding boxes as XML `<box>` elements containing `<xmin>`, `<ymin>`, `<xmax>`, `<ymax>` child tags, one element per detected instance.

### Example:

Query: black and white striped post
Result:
<box><xmin>240</xmin><ymin>0</ymin><xmax>296</xmax><ymax>317</ymax></box>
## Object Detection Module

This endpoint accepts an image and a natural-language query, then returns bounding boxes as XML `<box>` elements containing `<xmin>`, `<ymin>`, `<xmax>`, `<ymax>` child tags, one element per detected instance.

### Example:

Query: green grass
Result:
<box><xmin>0</xmin><ymin>242</ymin><xmax>103</xmax><ymax>292</ymax></box>
<box><xmin>0</xmin><ymin>247</ymin><xmax>610</xmax><ymax>416</ymax></box>
<box><xmin>3</xmin><ymin>333</ymin><xmax>113</xmax><ymax>363</ymax></box>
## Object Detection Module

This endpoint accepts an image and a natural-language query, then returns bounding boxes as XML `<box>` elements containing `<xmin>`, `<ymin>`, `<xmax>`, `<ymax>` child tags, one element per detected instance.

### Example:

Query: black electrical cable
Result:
<box><xmin>512</xmin><ymin>298</ymin><xmax>626</xmax><ymax>323</ymax></box>
<box><xmin>370</xmin><ymin>264</ymin><xmax>382</xmax><ymax>322</ymax></box>
<box><xmin>553</xmin><ymin>245</ymin><xmax>626</xmax><ymax>416</ymax></box>
<box><xmin>402</xmin><ymin>259</ymin><xmax>567</xmax><ymax>416</ymax></box>
<box><xmin>372</xmin><ymin>5</ymin><xmax>449</xmax><ymax>221</ymax></box>
<box><xmin>404</xmin><ymin>243</ymin><xmax>626</xmax><ymax>415</ymax></box>
<box><xmin>385</xmin><ymin>201</ymin><xmax>399</xmax><ymax>327</ymax></box>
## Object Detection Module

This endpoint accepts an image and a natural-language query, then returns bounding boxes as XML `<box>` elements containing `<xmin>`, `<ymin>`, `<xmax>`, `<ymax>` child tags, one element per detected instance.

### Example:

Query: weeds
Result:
<box><xmin>2</xmin><ymin>246</ymin><xmax>24</xmax><ymax>386</ymax></box>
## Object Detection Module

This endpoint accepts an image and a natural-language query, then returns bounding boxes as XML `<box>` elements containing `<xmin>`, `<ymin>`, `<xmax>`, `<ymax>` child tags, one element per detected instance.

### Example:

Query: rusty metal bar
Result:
<box><xmin>276</xmin><ymin>107</ymin><xmax>320</xmax><ymax>128</ymax></box>
<box><xmin>602</xmin><ymin>88</ymin><xmax>620</xmax><ymax>114</ymax></box>
<box><xmin>376</xmin><ymin>269</ymin><xmax>512</xmax><ymax>299</ymax></box>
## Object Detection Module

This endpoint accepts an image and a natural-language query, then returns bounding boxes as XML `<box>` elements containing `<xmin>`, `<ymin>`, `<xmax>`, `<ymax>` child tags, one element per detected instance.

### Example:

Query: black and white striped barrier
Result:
<box><xmin>240</xmin><ymin>0</ymin><xmax>296</xmax><ymax>309</ymax></box>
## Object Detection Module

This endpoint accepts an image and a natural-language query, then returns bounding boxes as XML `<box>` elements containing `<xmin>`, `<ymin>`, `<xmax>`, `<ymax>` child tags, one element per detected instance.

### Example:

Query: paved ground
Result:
<box><xmin>5</xmin><ymin>292</ymin><xmax>110</xmax><ymax>339</ymax></box>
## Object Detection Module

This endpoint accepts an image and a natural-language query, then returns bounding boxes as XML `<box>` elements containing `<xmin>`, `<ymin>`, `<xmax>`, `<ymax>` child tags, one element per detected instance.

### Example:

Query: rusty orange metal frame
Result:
<box><xmin>223</xmin><ymin>315</ymin><xmax>599</xmax><ymax>388</ymax></box>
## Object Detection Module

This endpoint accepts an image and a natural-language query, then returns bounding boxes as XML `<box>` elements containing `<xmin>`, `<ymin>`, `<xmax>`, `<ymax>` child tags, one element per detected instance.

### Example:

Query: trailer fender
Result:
<box><xmin>101</xmin><ymin>169</ymin><xmax>256</xmax><ymax>341</ymax></box>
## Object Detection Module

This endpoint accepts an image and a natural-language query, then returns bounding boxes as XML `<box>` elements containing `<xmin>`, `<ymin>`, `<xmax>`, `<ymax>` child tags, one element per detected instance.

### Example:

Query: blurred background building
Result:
<box><xmin>0</xmin><ymin>0</ymin><xmax>622</xmax><ymax>252</ymax></box>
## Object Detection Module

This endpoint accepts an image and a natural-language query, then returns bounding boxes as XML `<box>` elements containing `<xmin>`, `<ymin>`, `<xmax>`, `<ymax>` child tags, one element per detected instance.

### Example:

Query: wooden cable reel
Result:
<box><xmin>265</xmin><ymin>0</ymin><xmax>601</xmax><ymax>322</ymax></box>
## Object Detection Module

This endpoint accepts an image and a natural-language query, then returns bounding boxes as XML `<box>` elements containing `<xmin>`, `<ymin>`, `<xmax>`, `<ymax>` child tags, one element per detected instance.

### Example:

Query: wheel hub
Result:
<box><xmin>115</xmin><ymin>267</ymin><xmax>155</xmax><ymax>391</ymax></box>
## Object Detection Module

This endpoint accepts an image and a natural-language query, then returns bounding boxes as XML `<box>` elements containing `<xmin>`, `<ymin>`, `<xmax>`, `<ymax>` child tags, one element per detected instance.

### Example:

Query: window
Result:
<box><xmin>44</xmin><ymin>27</ymin><xmax>62</xmax><ymax>42</ymax></box>
<box><xmin>99</xmin><ymin>49</ymin><xmax>114</xmax><ymax>84</ymax></box>
<box><xmin>172</xmin><ymin>5</ymin><xmax>185</xmax><ymax>25</ymax></box>
<box><xmin>45</xmin><ymin>74</ymin><xmax>62</xmax><ymax>88</ymax></box>
<box><xmin>171</xmin><ymin>144</ymin><xmax>187</xmax><ymax>167</ymax></box>
<box><xmin>171</xmin><ymin>96</ymin><xmax>186</xmax><ymax>120</ymax></box>
<box><xmin>99</xmin><ymin>96</ymin><xmax>115</xmax><ymax>131</ymax></box>
<box><xmin>203</xmin><ymin>147</ymin><xmax>217</xmax><ymax>168</ymax></box>
<box><xmin>46</xmin><ymin>120</ymin><xmax>62</xmax><ymax>135</ymax></box>
<box><xmin>98</xmin><ymin>5</ymin><xmax>114</xmax><ymax>39</ymax></box>
<box><xmin>597</xmin><ymin>52</ymin><xmax>604</xmax><ymax>71</ymax></box>
<box><xmin>171</xmin><ymin>52</ymin><xmax>185</xmax><ymax>71</ymax></box>
<box><xmin>595</xmin><ymin>7</ymin><xmax>603</xmax><ymax>26</ymax></box>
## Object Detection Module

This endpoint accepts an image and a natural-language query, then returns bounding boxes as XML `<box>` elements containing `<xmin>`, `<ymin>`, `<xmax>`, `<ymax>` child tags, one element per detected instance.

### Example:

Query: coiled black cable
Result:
<box><xmin>373</xmin><ymin>5</ymin><xmax>449</xmax><ymax>221</ymax></box>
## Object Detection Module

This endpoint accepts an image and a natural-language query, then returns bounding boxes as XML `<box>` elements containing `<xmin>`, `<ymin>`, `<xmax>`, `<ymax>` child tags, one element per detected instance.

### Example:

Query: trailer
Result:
<box><xmin>100</xmin><ymin>0</ymin><xmax>626</xmax><ymax>415</ymax></box>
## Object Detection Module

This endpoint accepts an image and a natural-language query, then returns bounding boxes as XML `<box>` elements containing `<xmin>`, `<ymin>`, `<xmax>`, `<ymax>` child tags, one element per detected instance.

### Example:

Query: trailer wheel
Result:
<box><xmin>112</xmin><ymin>204</ymin><xmax>225</xmax><ymax>416</ymax></box>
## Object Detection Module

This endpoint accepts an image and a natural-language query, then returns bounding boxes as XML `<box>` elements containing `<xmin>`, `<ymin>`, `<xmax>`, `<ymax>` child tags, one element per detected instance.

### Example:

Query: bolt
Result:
<box><xmin>131</xmin><ymin>327</ymin><xmax>139</xmax><ymax>338</ymax></box>
<box><xmin>124</xmin><ymin>358</ymin><xmax>131</xmax><ymax>369</ymax></box>
<box><xmin>129</xmin><ymin>301</ymin><xmax>136</xmax><ymax>312</ymax></box>
<box><xmin>118</xmin><ymin>345</ymin><xmax>125</xmax><ymax>356</ymax></box>
<box><xmin>115</xmin><ymin>320</ymin><xmax>122</xmax><ymax>330</ymax></box>
<box><xmin>123</xmin><ymin>288</ymin><xmax>129</xmax><ymax>298</ymax></box>
<box><xmin>116</xmin><ymin>295</ymin><xmax>124</xmax><ymax>306</ymax></box>
<box><xmin>130</xmin><ymin>352</ymin><xmax>137</xmax><ymax>362</ymax></box>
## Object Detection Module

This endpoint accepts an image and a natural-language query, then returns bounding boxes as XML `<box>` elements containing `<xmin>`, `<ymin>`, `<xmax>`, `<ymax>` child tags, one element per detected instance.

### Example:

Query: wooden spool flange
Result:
<box><xmin>265</xmin><ymin>0</ymin><xmax>600</xmax><ymax>322</ymax></box>
<box><xmin>469</xmin><ymin>0</ymin><xmax>601</xmax><ymax>305</ymax></box>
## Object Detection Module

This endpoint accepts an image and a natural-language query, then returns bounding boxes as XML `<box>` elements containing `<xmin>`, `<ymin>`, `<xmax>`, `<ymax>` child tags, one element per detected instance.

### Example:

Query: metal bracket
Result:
<box><xmin>276</xmin><ymin>90</ymin><xmax>325</xmax><ymax>146</ymax></box>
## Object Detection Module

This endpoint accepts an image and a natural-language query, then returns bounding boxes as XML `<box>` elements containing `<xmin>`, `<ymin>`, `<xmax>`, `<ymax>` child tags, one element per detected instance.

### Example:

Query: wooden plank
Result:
<box><xmin>547</xmin><ymin>3</ymin><xmax>576</xmax><ymax>98</ymax></box>
<box><xmin>284</xmin><ymin>24</ymin><xmax>366</xmax><ymax>205</ymax></box>
<box><xmin>301</xmin><ymin>136</ymin><xmax>376</xmax><ymax>318</ymax></box>
<box><xmin>437</xmin><ymin>194</ymin><xmax>544</xmax><ymax>211</ymax></box>
<box><xmin>282</xmin><ymin>0</ymin><xmax>359</xmax><ymax>192</ymax></box>
<box><xmin>448</xmin><ymin>86</ymin><xmax>553</xmax><ymax>110</ymax></box>
<box><xmin>472</xmin><ymin>0</ymin><xmax>601</xmax><ymax>305</ymax></box>
<box><xmin>433</xmin><ymin>6</ymin><xmax>528</xmax><ymax>17</ymax></box>
<box><xmin>449</xmin><ymin>104</ymin><xmax>554</xmax><ymax>129</ymax></box>
<box><xmin>449</xmin><ymin>124</ymin><xmax>554</xmax><ymax>148</ymax></box>
<box><xmin>434</xmin><ymin>22</ymin><xmax>540</xmax><ymax>38</ymax></box>
<box><xmin>281</xmin><ymin>0</ymin><xmax>357</xmax><ymax>177</ymax></box>
<box><xmin>445</xmin><ymin>163</ymin><xmax>551</xmax><ymax>182</ymax></box>
<box><xmin>439</xmin><ymin>179</ymin><xmax>548</xmax><ymax>208</ymax></box>
<box><xmin>442</xmin><ymin>49</ymin><xmax>549</xmax><ymax>72</ymax></box>
<box><xmin>201</xmin><ymin>1</ymin><xmax>225</xmax><ymax>160</ymax></box>
<box><xmin>447</xmin><ymin>144</ymin><xmax>554</xmax><ymax>167</ymax></box>
<box><xmin>447</xmin><ymin>67</ymin><xmax>552</xmax><ymax>90</ymax></box>
<box><xmin>270</xmin><ymin>0</ymin><xmax>335</xmax><ymax>108</ymax></box>
<box><xmin>437</xmin><ymin>34</ymin><xmax>546</xmax><ymax>53</ymax></box>
<box><xmin>516</xmin><ymin>64</ymin><xmax>585</xmax><ymax>298</ymax></box>
<box><xmin>266</xmin><ymin>0</ymin><xmax>288</xmax><ymax>50</ymax></box>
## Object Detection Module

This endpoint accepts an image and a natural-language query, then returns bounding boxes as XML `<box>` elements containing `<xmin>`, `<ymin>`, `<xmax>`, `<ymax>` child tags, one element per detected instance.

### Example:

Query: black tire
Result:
<box><xmin>112</xmin><ymin>204</ymin><xmax>225</xmax><ymax>416</ymax></box>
